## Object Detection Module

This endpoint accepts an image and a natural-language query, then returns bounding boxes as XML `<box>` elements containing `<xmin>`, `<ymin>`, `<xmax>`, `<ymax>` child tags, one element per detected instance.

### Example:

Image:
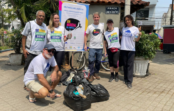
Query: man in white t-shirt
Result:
<box><xmin>84</xmin><ymin>12</ymin><xmax>104</xmax><ymax>82</ymax></box>
<box><xmin>22</xmin><ymin>10</ymin><xmax>47</xmax><ymax>91</ymax></box>
<box><xmin>23</xmin><ymin>44</ymin><xmax>62</xmax><ymax>103</ymax></box>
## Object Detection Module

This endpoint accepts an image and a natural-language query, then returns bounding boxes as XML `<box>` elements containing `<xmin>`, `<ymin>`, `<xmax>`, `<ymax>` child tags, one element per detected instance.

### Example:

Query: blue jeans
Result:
<box><xmin>88</xmin><ymin>48</ymin><xmax>103</xmax><ymax>76</ymax></box>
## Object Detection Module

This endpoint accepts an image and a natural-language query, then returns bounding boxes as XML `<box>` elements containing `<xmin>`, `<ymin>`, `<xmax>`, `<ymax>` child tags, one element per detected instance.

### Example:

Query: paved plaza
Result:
<box><xmin>0</xmin><ymin>51</ymin><xmax>174</xmax><ymax>111</ymax></box>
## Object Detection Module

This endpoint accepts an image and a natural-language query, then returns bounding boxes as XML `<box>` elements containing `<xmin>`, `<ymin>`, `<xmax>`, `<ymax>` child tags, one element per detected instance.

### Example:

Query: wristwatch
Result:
<box><xmin>49</xmin><ymin>89</ymin><xmax>54</xmax><ymax>93</ymax></box>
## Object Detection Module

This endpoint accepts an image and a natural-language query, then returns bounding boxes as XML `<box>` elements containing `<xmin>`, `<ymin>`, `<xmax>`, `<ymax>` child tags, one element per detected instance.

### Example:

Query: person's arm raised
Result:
<box><xmin>136</xmin><ymin>26</ymin><xmax>142</xmax><ymax>42</ymax></box>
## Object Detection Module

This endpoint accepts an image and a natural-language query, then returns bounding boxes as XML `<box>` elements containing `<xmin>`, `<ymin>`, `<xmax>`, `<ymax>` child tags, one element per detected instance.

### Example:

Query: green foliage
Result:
<box><xmin>9</xmin><ymin>28</ymin><xmax>22</xmax><ymax>54</ymax></box>
<box><xmin>8</xmin><ymin>0</ymin><xmax>59</xmax><ymax>26</ymax></box>
<box><xmin>0</xmin><ymin>46</ymin><xmax>11</xmax><ymax>50</ymax></box>
<box><xmin>0</xmin><ymin>28</ymin><xmax>9</xmax><ymax>46</ymax></box>
<box><xmin>4</xmin><ymin>8</ymin><xmax>18</xmax><ymax>24</ymax></box>
<box><xmin>135</xmin><ymin>31</ymin><xmax>161</xmax><ymax>60</ymax></box>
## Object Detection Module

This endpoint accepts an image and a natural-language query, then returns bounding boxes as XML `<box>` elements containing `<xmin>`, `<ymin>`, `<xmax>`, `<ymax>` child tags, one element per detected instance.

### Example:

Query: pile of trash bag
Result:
<box><xmin>89</xmin><ymin>84</ymin><xmax>110</xmax><ymax>103</ymax></box>
<box><xmin>63</xmin><ymin>69</ymin><xmax>110</xmax><ymax>111</ymax></box>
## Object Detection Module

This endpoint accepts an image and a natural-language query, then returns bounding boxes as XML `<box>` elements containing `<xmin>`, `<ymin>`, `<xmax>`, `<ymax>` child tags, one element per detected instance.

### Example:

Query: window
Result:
<box><xmin>136</xmin><ymin>8</ymin><xmax>149</xmax><ymax>20</ymax></box>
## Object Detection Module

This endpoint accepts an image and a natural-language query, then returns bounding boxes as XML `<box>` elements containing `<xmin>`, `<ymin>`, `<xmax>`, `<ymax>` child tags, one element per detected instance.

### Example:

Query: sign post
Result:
<box><xmin>59</xmin><ymin>1</ymin><xmax>89</xmax><ymax>51</ymax></box>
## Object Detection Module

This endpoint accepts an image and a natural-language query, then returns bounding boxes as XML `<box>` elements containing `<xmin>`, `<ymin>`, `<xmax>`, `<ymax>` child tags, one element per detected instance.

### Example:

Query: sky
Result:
<box><xmin>154</xmin><ymin>0</ymin><xmax>172</xmax><ymax>29</ymax></box>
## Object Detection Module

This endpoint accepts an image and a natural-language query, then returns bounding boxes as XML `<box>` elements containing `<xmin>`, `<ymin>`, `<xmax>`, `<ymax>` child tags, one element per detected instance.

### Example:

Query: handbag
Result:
<box><xmin>109</xmin><ymin>48</ymin><xmax>118</xmax><ymax>53</ymax></box>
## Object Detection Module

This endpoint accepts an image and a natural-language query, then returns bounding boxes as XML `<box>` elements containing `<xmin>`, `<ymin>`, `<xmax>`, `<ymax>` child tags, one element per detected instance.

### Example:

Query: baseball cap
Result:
<box><xmin>107</xmin><ymin>19</ymin><xmax>114</xmax><ymax>23</ymax></box>
<box><xmin>44</xmin><ymin>44</ymin><xmax>55</xmax><ymax>50</ymax></box>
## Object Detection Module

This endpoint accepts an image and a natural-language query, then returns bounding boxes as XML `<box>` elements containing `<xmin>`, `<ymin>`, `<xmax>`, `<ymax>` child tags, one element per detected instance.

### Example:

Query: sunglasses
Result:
<box><xmin>46</xmin><ymin>49</ymin><xmax>55</xmax><ymax>53</ymax></box>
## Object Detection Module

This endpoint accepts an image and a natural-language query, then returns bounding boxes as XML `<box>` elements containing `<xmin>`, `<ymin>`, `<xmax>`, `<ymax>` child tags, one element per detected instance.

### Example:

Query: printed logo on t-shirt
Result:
<box><xmin>92</xmin><ymin>29</ymin><xmax>100</xmax><ymax>36</ymax></box>
<box><xmin>108</xmin><ymin>32</ymin><xmax>118</xmax><ymax>43</ymax></box>
<box><xmin>50</xmin><ymin>31</ymin><xmax>62</xmax><ymax>42</ymax></box>
<box><xmin>35</xmin><ymin>29</ymin><xmax>46</xmax><ymax>41</ymax></box>
<box><xmin>43</xmin><ymin>63</ymin><xmax>50</xmax><ymax>74</ymax></box>
<box><xmin>123</xmin><ymin>30</ymin><xmax>132</xmax><ymax>37</ymax></box>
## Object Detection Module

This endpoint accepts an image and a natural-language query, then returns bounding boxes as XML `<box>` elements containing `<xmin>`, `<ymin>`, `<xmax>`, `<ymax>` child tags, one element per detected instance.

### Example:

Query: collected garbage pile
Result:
<box><xmin>63</xmin><ymin>68</ymin><xmax>110</xmax><ymax>111</ymax></box>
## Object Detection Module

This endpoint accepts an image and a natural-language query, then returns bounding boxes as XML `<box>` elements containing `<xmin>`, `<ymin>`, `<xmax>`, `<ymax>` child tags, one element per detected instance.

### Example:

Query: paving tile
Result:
<box><xmin>1</xmin><ymin>51</ymin><xmax>174</xmax><ymax>111</ymax></box>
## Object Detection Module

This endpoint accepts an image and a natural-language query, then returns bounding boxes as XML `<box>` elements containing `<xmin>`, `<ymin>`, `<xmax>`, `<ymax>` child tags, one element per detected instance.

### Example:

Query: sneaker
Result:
<box><xmin>115</xmin><ymin>75</ymin><xmax>119</xmax><ymax>82</ymax></box>
<box><xmin>127</xmin><ymin>83</ymin><xmax>132</xmax><ymax>89</ymax></box>
<box><xmin>109</xmin><ymin>75</ymin><xmax>114</xmax><ymax>82</ymax></box>
<box><xmin>94</xmin><ymin>73</ymin><xmax>100</xmax><ymax>80</ymax></box>
<box><xmin>88</xmin><ymin>75</ymin><xmax>94</xmax><ymax>82</ymax></box>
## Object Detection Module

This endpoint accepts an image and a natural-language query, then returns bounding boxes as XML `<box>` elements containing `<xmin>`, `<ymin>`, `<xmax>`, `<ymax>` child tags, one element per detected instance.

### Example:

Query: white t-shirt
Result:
<box><xmin>47</xmin><ymin>26</ymin><xmax>65</xmax><ymax>51</ymax></box>
<box><xmin>86</xmin><ymin>23</ymin><xmax>104</xmax><ymax>49</ymax></box>
<box><xmin>121</xmin><ymin>26</ymin><xmax>139</xmax><ymax>51</ymax></box>
<box><xmin>21</xmin><ymin>20</ymin><xmax>47</xmax><ymax>55</ymax></box>
<box><xmin>23</xmin><ymin>54</ymin><xmax>57</xmax><ymax>85</ymax></box>
<box><xmin>104</xmin><ymin>27</ymin><xmax>120</xmax><ymax>49</ymax></box>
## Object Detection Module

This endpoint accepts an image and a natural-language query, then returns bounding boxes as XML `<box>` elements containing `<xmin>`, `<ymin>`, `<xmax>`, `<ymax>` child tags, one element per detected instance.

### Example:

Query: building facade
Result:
<box><xmin>159</xmin><ymin>4</ymin><xmax>174</xmax><ymax>37</ymax></box>
<box><xmin>131</xmin><ymin>0</ymin><xmax>158</xmax><ymax>33</ymax></box>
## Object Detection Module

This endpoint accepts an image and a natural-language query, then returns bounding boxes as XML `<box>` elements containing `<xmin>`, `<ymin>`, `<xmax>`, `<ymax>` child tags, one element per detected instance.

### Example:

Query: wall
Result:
<box><xmin>88</xmin><ymin>5</ymin><xmax>121</xmax><ymax>29</ymax></box>
<box><xmin>159</xmin><ymin>5</ymin><xmax>174</xmax><ymax>38</ymax></box>
<box><xmin>142</xmin><ymin>0</ymin><xmax>158</xmax><ymax>6</ymax></box>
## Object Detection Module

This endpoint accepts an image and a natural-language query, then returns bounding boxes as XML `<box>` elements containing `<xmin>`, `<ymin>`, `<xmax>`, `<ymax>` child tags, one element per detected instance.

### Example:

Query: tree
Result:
<box><xmin>0</xmin><ymin>1</ymin><xmax>6</xmax><ymax>28</ymax></box>
<box><xmin>4</xmin><ymin>8</ymin><xmax>18</xmax><ymax>28</ymax></box>
<box><xmin>8</xmin><ymin>0</ymin><xmax>59</xmax><ymax>27</ymax></box>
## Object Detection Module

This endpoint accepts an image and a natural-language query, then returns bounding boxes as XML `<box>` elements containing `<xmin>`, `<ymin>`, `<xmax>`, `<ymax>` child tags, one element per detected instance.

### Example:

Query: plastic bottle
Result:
<box><xmin>134</xmin><ymin>33</ymin><xmax>139</xmax><ymax>42</ymax></box>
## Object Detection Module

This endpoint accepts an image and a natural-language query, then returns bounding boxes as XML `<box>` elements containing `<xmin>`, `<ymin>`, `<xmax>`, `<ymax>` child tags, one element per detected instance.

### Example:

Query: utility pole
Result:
<box><xmin>124</xmin><ymin>0</ymin><xmax>131</xmax><ymax>16</ymax></box>
<box><xmin>170</xmin><ymin>0</ymin><xmax>174</xmax><ymax>25</ymax></box>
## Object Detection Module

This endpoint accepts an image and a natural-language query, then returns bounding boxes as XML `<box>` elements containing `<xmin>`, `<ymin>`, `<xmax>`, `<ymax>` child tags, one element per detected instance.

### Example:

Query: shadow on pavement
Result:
<box><xmin>99</xmin><ymin>72</ymin><xmax>125</xmax><ymax>82</ymax></box>
<box><xmin>0</xmin><ymin>63</ymin><xmax>23</xmax><ymax>71</ymax></box>
<box><xmin>151</xmin><ymin>52</ymin><xmax>174</xmax><ymax>65</ymax></box>
<box><xmin>26</xmin><ymin>95</ymin><xmax>55</xmax><ymax>106</ymax></box>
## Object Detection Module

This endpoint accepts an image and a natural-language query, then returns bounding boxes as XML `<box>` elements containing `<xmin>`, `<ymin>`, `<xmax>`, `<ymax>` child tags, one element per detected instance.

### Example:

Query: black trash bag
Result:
<box><xmin>72</xmin><ymin>74</ymin><xmax>82</xmax><ymax>86</ymax></box>
<box><xmin>61</xmin><ymin>69</ymin><xmax>78</xmax><ymax>86</ymax></box>
<box><xmin>64</xmin><ymin>83</ymin><xmax>91</xmax><ymax>111</ymax></box>
<box><xmin>61</xmin><ymin>71</ymin><xmax>70</xmax><ymax>83</ymax></box>
<box><xmin>88</xmin><ymin>84</ymin><xmax>110</xmax><ymax>103</ymax></box>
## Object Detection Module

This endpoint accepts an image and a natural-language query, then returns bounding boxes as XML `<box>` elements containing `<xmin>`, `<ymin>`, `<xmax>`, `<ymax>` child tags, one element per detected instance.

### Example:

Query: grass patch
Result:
<box><xmin>0</xmin><ymin>46</ymin><xmax>12</xmax><ymax>50</ymax></box>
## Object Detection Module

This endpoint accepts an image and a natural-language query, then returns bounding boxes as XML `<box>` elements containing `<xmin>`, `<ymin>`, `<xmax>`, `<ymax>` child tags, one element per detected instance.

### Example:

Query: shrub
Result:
<box><xmin>135</xmin><ymin>31</ymin><xmax>161</xmax><ymax>60</ymax></box>
<box><xmin>10</xmin><ymin>29</ymin><xmax>22</xmax><ymax>54</ymax></box>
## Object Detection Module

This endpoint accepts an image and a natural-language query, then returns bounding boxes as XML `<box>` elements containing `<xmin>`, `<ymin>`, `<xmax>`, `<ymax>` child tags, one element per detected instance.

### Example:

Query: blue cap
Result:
<box><xmin>44</xmin><ymin>44</ymin><xmax>55</xmax><ymax>50</ymax></box>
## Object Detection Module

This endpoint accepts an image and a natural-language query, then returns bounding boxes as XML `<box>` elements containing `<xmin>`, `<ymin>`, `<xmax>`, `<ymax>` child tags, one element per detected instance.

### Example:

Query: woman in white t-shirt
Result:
<box><xmin>103</xmin><ymin>19</ymin><xmax>122</xmax><ymax>83</ymax></box>
<box><xmin>120</xmin><ymin>15</ymin><xmax>142</xmax><ymax>89</ymax></box>
<box><xmin>47</xmin><ymin>13</ymin><xmax>71</xmax><ymax>71</ymax></box>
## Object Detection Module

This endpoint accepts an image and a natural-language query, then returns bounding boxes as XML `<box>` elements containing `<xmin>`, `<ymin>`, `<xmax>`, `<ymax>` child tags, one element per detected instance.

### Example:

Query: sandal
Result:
<box><xmin>29</xmin><ymin>97</ymin><xmax>36</xmax><ymax>103</ymax></box>
<box><xmin>47</xmin><ymin>93</ymin><xmax>61</xmax><ymax>98</ymax></box>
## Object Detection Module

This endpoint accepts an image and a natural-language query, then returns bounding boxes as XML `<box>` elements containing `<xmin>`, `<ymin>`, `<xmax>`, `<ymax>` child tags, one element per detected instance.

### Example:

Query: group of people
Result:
<box><xmin>85</xmin><ymin>12</ymin><xmax>142</xmax><ymax>89</ymax></box>
<box><xmin>22</xmin><ymin>10</ymin><xmax>141</xmax><ymax>103</ymax></box>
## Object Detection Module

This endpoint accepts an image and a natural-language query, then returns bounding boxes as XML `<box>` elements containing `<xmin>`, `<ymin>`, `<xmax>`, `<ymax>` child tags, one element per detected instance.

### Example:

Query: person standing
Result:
<box><xmin>84</xmin><ymin>12</ymin><xmax>104</xmax><ymax>82</ymax></box>
<box><xmin>103</xmin><ymin>19</ymin><xmax>122</xmax><ymax>82</ymax></box>
<box><xmin>47</xmin><ymin>13</ymin><xmax>71</xmax><ymax>71</ymax></box>
<box><xmin>121</xmin><ymin>15</ymin><xmax>142</xmax><ymax>89</ymax></box>
<box><xmin>22</xmin><ymin>10</ymin><xmax>47</xmax><ymax>90</ymax></box>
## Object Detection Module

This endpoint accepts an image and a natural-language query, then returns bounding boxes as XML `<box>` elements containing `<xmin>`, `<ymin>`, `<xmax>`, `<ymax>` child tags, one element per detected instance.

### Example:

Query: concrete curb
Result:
<box><xmin>0</xmin><ymin>49</ymin><xmax>13</xmax><ymax>53</ymax></box>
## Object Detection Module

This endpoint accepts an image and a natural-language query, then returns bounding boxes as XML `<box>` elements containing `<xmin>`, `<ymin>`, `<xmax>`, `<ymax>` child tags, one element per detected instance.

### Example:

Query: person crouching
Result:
<box><xmin>23</xmin><ymin>44</ymin><xmax>62</xmax><ymax>103</ymax></box>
